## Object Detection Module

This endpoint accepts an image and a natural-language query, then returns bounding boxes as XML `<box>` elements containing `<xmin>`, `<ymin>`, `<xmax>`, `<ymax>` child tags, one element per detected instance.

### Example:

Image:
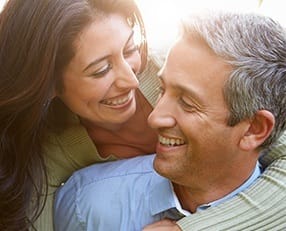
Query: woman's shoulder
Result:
<box><xmin>43</xmin><ymin>114</ymin><xmax>115</xmax><ymax>187</ymax></box>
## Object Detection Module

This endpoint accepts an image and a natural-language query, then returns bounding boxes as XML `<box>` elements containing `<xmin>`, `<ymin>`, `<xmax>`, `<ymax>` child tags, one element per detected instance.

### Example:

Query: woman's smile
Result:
<box><xmin>101</xmin><ymin>90</ymin><xmax>133</xmax><ymax>107</ymax></box>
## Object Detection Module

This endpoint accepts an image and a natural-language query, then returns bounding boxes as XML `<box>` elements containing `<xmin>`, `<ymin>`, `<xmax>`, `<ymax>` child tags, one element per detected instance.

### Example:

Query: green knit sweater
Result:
<box><xmin>33</xmin><ymin>56</ymin><xmax>286</xmax><ymax>230</ymax></box>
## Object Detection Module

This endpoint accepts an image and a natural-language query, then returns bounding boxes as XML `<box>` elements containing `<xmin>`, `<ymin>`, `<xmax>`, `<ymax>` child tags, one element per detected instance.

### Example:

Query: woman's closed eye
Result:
<box><xmin>90</xmin><ymin>63</ymin><xmax>113</xmax><ymax>78</ymax></box>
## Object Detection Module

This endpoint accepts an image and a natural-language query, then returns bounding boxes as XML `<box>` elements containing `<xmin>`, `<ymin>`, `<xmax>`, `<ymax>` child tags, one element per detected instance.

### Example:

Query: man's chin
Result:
<box><xmin>153</xmin><ymin>156</ymin><xmax>171</xmax><ymax>178</ymax></box>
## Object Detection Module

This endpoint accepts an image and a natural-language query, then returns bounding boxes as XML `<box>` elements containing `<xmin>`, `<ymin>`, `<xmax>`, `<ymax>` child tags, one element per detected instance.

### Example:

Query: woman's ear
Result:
<box><xmin>239</xmin><ymin>110</ymin><xmax>275</xmax><ymax>151</ymax></box>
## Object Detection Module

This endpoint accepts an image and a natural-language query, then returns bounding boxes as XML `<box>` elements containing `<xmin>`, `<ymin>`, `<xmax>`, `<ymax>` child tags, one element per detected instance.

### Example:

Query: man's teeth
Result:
<box><xmin>104</xmin><ymin>94</ymin><xmax>130</xmax><ymax>106</ymax></box>
<box><xmin>159</xmin><ymin>135</ymin><xmax>185</xmax><ymax>146</ymax></box>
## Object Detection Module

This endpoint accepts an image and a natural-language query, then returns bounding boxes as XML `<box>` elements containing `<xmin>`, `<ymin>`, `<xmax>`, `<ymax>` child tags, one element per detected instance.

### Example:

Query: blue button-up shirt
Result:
<box><xmin>54</xmin><ymin>154</ymin><xmax>261</xmax><ymax>231</ymax></box>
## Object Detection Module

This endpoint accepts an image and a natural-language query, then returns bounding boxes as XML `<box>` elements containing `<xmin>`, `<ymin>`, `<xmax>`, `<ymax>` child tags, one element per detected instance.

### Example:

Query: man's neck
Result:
<box><xmin>173</xmin><ymin>161</ymin><xmax>261</xmax><ymax>213</ymax></box>
<box><xmin>173</xmin><ymin>183</ymin><xmax>219</xmax><ymax>213</ymax></box>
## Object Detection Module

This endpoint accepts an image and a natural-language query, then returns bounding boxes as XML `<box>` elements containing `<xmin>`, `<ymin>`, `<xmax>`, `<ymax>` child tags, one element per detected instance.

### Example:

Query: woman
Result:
<box><xmin>0</xmin><ymin>0</ymin><xmax>285</xmax><ymax>230</ymax></box>
<box><xmin>0</xmin><ymin>0</ymin><xmax>158</xmax><ymax>230</ymax></box>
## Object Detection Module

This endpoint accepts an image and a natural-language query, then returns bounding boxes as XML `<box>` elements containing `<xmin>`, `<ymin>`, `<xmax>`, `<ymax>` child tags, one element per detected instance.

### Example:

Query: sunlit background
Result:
<box><xmin>135</xmin><ymin>0</ymin><xmax>286</xmax><ymax>52</ymax></box>
<box><xmin>0</xmin><ymin>0</ymin><xmax>285</xmax><ymax>52</ymax></box>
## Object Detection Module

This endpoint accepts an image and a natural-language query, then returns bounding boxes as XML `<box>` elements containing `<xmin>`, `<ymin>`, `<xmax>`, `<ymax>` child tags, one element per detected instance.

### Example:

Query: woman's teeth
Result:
<box><xmin>159</xmin><ymin>135</ymin><xmax>185</xmax><ymax>146</ymax></box>
<box><xmin>104</xmin><ymin>94</ymin><xmax>130</xmax><ymax>106</ymax></box>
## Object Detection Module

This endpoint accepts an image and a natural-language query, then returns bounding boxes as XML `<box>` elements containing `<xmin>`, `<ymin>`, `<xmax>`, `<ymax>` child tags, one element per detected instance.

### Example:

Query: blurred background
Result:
<box><xmin>135</xmin><ymin>0</ymin><xmax>286</xmax><ymax>52</ymax></box>
<box><xmin>0</xmin><ymin>0</ymin><xmax>285</xmax><ymax>52</ymax></box>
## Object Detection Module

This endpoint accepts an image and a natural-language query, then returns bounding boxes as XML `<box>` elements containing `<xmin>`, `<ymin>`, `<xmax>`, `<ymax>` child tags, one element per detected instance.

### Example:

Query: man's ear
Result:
<box><xmin>239</xmin><ymin>110</ymin><xmax>275</xmax><ymax>151</ymax></box>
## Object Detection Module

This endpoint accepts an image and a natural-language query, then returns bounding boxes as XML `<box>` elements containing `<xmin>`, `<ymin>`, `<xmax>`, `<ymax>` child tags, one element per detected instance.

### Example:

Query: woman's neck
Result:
<box><xmin>81</xmin><ymin>90</ymin><xmax>158</xmax><ymax>158</ymax></box>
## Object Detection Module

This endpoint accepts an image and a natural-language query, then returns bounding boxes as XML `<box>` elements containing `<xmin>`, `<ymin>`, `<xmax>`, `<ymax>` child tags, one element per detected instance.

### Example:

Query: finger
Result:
<box><xmin>143</xmin><ymin>219</ymin><xmax>176</xmax><ymax>228</ymax></box>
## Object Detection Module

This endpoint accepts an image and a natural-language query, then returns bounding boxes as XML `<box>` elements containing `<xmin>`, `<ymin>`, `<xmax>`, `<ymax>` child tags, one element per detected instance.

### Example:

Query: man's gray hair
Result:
<box><xmin>181</xmin><ymin>12</ymin><xmax>286</xmax><ymax>148</ymax></box>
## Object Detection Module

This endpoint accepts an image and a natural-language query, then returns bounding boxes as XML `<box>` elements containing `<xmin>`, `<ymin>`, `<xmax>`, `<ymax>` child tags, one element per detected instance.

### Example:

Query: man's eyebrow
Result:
<box><xmin>83</xmin><ymin>30</ymin><xmax>135</xmax><ymax>72</ymax></box>
<box><xmin>157</xmin><ymin>70</ymin><xmax>202</xmax><ymax>104</ymax></box>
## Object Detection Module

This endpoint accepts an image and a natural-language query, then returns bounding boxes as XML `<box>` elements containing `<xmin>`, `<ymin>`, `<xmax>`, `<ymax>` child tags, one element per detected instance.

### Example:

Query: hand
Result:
<box><xmin>142</xmin><ymin>219</ymin><xmax>182</xmax><ymax>231</ymax></box>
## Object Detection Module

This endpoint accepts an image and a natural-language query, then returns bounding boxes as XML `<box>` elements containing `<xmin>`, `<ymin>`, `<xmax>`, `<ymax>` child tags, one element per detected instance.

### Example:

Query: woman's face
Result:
<box><xmin>57</xmin><ymin>14</ymin><xmax>141</xmax><ymax>130</ymax></box>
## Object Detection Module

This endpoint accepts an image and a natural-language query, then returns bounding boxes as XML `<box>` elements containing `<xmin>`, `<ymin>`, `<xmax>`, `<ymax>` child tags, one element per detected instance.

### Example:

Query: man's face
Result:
<box><xmin>148</xmin><ymin>36</ymin><xmax>249</xmax><ymax>188</ymax></box>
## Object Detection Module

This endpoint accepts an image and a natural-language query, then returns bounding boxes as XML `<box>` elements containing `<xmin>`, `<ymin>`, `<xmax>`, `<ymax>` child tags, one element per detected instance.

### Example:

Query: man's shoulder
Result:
<box><xmin>54</xmin><ymin>154</ymin><xmax>171</xmax><ymax>230</ymax></box>
<box><xmin>55</xmin><ymin>154</ymin><xmax>160</xmax><ymax>215</ymax></box>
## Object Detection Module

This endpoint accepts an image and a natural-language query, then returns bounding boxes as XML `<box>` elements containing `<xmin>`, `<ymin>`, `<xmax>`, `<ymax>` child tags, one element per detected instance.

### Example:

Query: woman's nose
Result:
<box><xmin>114</xmin><ymin>60</ymin><xmax>139</xmax><ymax>89</ymax></box>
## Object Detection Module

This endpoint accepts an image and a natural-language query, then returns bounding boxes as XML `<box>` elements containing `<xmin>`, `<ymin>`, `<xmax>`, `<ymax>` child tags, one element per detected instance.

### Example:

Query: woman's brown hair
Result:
<box><xmin>0</xmin><ymin>0</ymin><xmax>147</xmax><ymax>229</ymax></box>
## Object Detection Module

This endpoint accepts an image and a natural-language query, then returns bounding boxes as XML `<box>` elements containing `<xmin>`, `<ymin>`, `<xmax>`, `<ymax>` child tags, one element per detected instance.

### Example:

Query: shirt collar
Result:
<box><xmin>149</xmin><ymin>172</ymin><xmax>176</xmax><ymax>216</ymax></box>
<box><xmin>197</xmin><ymin>161</ymin><xmax>262</xmax><ymax>210</ymax></box>
<box><xmin>149</xmin><ymin>161</ymin><xmax>262</xmax><ymax>215</ymax></box>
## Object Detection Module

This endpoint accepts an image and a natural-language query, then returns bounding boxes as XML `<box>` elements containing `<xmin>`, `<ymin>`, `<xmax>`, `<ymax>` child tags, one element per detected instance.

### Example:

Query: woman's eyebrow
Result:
<box><xmin>83</xmin><ymin>55</ymin><xmax>109</xmax><ymax>72</ymax></box>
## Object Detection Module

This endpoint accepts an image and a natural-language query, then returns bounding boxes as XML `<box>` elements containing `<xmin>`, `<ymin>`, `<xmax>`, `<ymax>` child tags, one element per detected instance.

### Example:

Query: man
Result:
<box><xmin>54</xmin><ymin>12</ymin><xmax>286</xmax><ymax>231</ymax></box>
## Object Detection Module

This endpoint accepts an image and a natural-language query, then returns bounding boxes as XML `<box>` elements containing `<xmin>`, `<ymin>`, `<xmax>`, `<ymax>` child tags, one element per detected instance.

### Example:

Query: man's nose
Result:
<box><xmin>148</xmin><ymin>94</ymin><xmax>176</xmax><ymax>129</ymax></box>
